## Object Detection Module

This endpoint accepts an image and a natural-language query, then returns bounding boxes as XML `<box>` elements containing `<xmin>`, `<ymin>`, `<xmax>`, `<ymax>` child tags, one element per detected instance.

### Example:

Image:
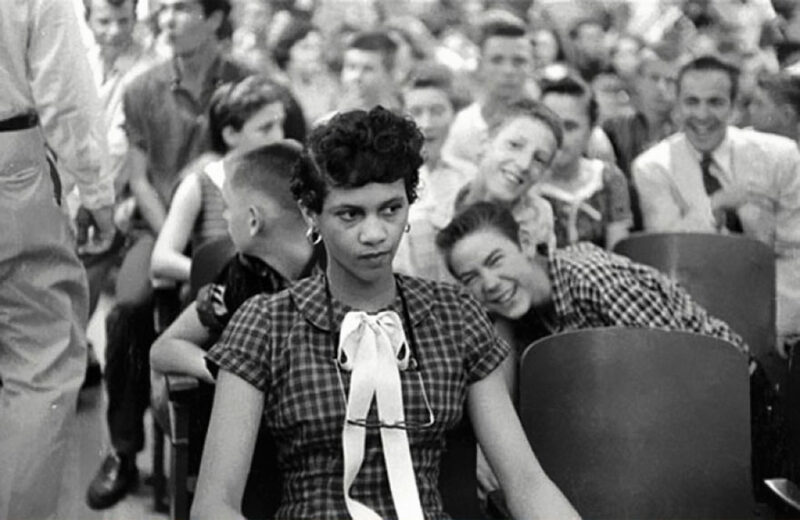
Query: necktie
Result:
<box><xmin>700</xmin><ymin>153</ymin><xmax>721</xmax><ymax>195</ymax></box>
<box><xmin>700</xmin><ymin>153</ymin><xmax>742</xmax><ymax>233</ymax></box>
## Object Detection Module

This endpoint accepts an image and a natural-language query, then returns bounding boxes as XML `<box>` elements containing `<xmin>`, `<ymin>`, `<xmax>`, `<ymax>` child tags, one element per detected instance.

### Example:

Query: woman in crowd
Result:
<box><xmin>271</xmin><ymin>16</ymin><xmax>339</xmax><ymax>125</ymax></box>
<box><xmin>538</xmin><ymin>75</ymin><xmax>632</xmax><ymax>249</ymax></box>
<box><xmin>149</xmin><ymin>75</ymin><xmax>288</xmax><ymax>284</ymax></box>
<box><xmin>531</xmin><ymin>27</ymin><xmax>567</xmax><ymax>71</ymax></box>
<box><xmin>192</xmin><ymin>107</ymin><xmax>579</xmax><ymax>519</ymax></box>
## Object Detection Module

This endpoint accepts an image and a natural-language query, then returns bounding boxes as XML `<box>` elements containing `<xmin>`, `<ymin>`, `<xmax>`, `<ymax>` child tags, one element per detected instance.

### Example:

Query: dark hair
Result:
<box><xmin>677</xmin><ymin>55</ymin><xmax>740</xmax><ymax>101</ymax></box>
<box><xmin>208</xmin><ymin>75</ymin><xmax>289</xmax><ymax>154</ymax></box>
<box><xmin>346</xmin><ymin>30</ymin><xmax>398</xmax><ymax>72</ymax></box>
<box><xmin>436</xmin><ymin>202</ymin><xmax>522</xmax><ymax>265</ymax></box>
<box><xmin>478</xmin><ymin>18</ymin><xmax>527</xmax><ymax>49</ymax></box>
<box><xmin>271</xmin><ymin>17</ymin><xmax>316</xmax><ymax>70</ymax></box>
<box><xmin>291</xmin><ymin>106</ymin><xmax>424</xmax><ymax>213</ymax></box>
<box><xmin>635</xmin><ymin>42</ymin><xmax>680</xmax><ymax>76</ymax></box>
<box><xmin>402</xmin><ymin>61</ymin><xmax>466</xmax><ymax>111</ymax></box>
<box><xmin>227</xmin><ymin>140</ymin><xmax>304</xmax><ymax>213</ymax></box>
<box><xmin>197</xmin><ymin>0</ymin><xmax>231</xmax><ymax>19</ymax></box>
<box><xmin>756</xmin><ymin>73</ymin><xmax>800</xmax><ymax>115</ymax></box>
<box><xmin>568</xmin><ymin>16</ymin><xmax>607</xmax><ymax>40</ymax></box>
<box><xmin>486</xmin><ymin>97</ymin><xmax>564</xmax><ymax>150</ymax></box>
<box><xmin>84</xmin><ymin>0</ymin><xmax>138</xmax><ymax>19</ymax></box>
<box><xmin>540</xmin><ymin>74</ymin><xmax>599</xmax><ymax>127</ymax></box>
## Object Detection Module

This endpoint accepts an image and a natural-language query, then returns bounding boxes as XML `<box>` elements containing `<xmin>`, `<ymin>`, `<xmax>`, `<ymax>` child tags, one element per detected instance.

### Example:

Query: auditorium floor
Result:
<box><xmin>59</xmin><ymin>294</ymin><xmax>167</xmax><ymax>520</ymax></box>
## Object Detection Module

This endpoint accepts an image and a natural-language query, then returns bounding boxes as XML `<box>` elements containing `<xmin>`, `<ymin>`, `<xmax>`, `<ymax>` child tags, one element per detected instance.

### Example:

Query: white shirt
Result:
<box><xmin>0</xmin><ymin>0</ymin><xmax>113</xmax><ymax>210</ymax></box>
<box><xmin>86</xmin><ymin>39</ymin><xmax>154</xmax><ymax>190</ymax></box>
<box><xmin>633</xmin><ymin>127</ymin><xmax>800</xmax><ymax>337</ymax></box>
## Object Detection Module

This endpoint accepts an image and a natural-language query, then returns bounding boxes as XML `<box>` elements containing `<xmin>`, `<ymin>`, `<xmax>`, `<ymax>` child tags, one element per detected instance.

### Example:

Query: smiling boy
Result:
<box><xmin>436</xmin><ymin>201</ymin><xmax>748</xmax><ymax>357</ymax></box>
<box><xmin>394</xmin><ymin>98</ymin><xmax>562</xmax><ymax>283</ymax></box>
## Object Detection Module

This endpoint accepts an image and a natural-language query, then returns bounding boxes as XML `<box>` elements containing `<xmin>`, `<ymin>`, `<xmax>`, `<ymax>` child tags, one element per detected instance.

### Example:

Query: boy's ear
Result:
<box><xmin>221</xmin><ymin>126</ymin><xmax>239</xmax><ymax>150</ymax></box>
<box><xmin>206</xmin><ymin>8</ymin><xmax>225</xmax><ymax>37</ymax></box>
<box><xmin>248</xmin><ymin>205</ymin><xmax>262</xmax><ymax>237</ymax></box>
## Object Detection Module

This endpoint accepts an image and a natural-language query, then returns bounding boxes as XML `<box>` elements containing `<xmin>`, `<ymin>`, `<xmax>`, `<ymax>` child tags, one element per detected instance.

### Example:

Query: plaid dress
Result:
<box><xmin>207</xmin><ymin>274</ymin><xmax>510</xmax><ymax>519</ymax></box>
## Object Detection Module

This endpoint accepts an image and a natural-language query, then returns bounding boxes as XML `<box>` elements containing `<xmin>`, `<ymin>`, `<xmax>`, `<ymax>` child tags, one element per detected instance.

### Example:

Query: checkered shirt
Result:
<box><xmin>206</xmin><ymin>273</ymin><xmax>510</xmax><ymax>519</ymax></box>
<box><xmin>547</xmin><ymin>243</ymin><xmax>748</xmax><ymax>354</ymax></box>
<box><xmin>549</xmin><ymin>243</ymin><xmax>748</xmax><ymax>353</ymax></box>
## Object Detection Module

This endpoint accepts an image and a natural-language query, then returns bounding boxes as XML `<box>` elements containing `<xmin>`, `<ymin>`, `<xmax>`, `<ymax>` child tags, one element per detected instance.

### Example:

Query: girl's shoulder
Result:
<box><xmin>395</xmin><ymin>273</ymin><xmax>486</xmax><ymax>321</ymax></box>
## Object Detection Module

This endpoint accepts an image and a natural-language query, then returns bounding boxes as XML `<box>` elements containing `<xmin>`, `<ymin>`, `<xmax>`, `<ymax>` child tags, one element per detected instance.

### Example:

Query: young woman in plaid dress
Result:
<box><xmin>192</xmin><ymin>107</ymin><xmax>578</xmax><ymax>519</ymax></box>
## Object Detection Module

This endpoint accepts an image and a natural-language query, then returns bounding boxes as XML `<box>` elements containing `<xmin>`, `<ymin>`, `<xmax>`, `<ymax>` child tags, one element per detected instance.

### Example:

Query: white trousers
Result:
<box><xmin>0</xmin><ymin>126</ymin><xmax>89</xmax><ymax>520</ymax></box>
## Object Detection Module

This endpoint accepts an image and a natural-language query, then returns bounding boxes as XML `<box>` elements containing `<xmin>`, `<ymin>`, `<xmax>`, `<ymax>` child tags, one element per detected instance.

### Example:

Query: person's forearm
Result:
<box><xmin>151</xmin><ymin>247</ymin><xmax>191</xmax><ymax>282</ymax></box>
<box><xmin>130</xmin><ymin>177</ymin><xmax>166</xmax><ymax>234</ymax></box>
<box><xmin>150</xmin><ymin>338</ymin><xmax>214</xmax><ymax>384</ymax></box>
<box><xmin>191</xmin><ymin>501</ymin><xmax>246</xmax><ymax>520</ymax></box>
<box><xmin>506</xmin><ymin>474</ymin><xmax>580</xmax><ymax>520</ymax></box>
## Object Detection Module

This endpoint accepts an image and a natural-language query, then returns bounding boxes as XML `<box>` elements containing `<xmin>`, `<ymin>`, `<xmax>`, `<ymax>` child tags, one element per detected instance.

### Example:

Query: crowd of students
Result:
<box><xmin>3</xmin><ymin>0</ymin><xmax>800</xmax><ymax>518</ymax></box>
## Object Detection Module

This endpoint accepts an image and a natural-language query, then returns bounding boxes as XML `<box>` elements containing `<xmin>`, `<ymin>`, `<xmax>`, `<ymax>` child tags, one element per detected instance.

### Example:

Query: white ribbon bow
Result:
<box><xmin>337</xmin><ymin>311</ymin><xmax>424</xmax><ymax>520</ymax></box>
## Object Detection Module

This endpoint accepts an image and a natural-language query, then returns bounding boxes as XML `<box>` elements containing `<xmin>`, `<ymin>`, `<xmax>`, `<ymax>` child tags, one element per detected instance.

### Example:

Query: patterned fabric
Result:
<box><xmin>196</xmin><ymin>245</ymin><xmax>324</xmax><ymax>335</ymax></box>
<box><xmin>206</xmin><ymin>273</ymin><xmax>510</xmax><ymax>519</ymax></box>
<box><xmin>543</xmin><ymin>243</ymin><xmax>748</xmax><ymax>354</ymax></box>
<box><xmin>538</xmin><ymin>159</ymin><xmax>632</xmax><ymax>247</ymax></box>
<box><xmin>191</xmin><ymin>162</ymin><xmax>228</xmax><ymax>251</ymax></box>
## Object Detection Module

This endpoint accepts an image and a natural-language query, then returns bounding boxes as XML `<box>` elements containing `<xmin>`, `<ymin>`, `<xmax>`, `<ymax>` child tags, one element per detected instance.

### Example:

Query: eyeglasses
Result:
<box><xmin>326</xmin><ymin>275</ymin><xmax>435</xmax><ymax>431</ymax></box>
<box><xmin>332</xmin><ymin>356</ymin><xmax>435</xmax><ymax>430</ymax></box>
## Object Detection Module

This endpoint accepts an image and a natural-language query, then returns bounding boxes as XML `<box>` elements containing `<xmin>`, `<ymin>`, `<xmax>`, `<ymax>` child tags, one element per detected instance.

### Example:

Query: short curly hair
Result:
<box><xmin>291</xmin><ymin>106</ymin><xmax>424</xmax><ymax>213</ymax></box>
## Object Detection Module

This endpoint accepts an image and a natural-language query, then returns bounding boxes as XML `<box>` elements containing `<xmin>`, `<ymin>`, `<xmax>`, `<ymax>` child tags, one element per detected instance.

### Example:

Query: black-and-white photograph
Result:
<box><xmin>1</xmin><ymin>0</ymin><xmax>799</xmax><ymax>518</ymax></box>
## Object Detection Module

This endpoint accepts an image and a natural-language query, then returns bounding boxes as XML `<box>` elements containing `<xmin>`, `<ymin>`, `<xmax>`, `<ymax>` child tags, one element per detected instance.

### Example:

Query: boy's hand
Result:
<box><xmin>77</xmin><ymin>204</ymin><xmax>116</xmax><ymax>255</ymax></box>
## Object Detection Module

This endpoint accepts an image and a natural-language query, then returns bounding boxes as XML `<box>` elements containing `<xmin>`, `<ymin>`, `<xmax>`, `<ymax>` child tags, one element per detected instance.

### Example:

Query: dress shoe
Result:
<box><xmin>86</xmin><ymin>452</ymin><xmax>138</xmax><ymax>510</ymax></box>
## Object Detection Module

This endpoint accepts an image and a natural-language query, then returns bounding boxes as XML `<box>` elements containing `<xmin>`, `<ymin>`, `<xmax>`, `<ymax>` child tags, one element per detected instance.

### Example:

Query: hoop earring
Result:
<box><xmin>306</xmin><ymin>227</ymin><xmax>322</xmax><ymax>245</ymax></box>
<box><xmin>404</xmin><ymin>223</ymin><xmax>411</xmax><ymax>233</ymax></box>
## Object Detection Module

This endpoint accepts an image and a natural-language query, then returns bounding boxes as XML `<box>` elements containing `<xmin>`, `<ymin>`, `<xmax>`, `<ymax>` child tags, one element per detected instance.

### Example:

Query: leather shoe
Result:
<box><xmin>86</xmin><ymin>452</ymin><xmax>138</xmax><ymax>510</ymax></box>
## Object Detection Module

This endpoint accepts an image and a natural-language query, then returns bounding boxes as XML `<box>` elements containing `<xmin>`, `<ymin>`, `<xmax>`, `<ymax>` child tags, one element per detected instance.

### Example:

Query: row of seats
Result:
<box><xmin>150</xmin><ymin>232</ymin><xmax>797</xmax><ymax>519</ymax></box>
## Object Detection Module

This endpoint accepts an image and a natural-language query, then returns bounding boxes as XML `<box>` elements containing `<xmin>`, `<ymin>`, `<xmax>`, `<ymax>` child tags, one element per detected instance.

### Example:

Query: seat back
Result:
<box><xmin>519</xmin><ymin>327</ymin><xmax>753</xmax><ymax>519</ymax></box>
<box><xmin>189</xmin><ymin>236</ymin><xmax>236</xmax><ymax>300</ymax></box>
<box><xmin>439</xmin><ymin>419</ymin><xmax>486</xmax><ymax>518</ymax></box>
<box><xmin>787</xmin><ymin>346</ymin><xmax>800</xmax><ymax>482</ymax></box>
<box><xmin>613</xmin><ymin>232</ymin><xmax>776</xmax><ymax>362</ymax></box>
<box><xmin>184</xmin><ymin>235</ymin><xmax>283</xmax><ymax>518</ymax></box>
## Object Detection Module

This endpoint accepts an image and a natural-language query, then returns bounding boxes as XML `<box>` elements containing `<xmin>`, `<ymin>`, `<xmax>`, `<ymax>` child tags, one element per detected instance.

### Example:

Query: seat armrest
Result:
<box><xmin>765</xmin><ymin>478</ymin><xmax>800</xmax><ymax>511</ymax></box>
<box><xmin>165</xmin><ymin>374</ymin><xmax>200</xmax><ymax>400</ymax></box>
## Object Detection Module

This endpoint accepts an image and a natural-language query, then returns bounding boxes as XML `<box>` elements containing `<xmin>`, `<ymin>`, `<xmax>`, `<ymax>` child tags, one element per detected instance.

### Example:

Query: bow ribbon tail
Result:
<box><xmin>341</xmin><ymin>320</ymin><xmax>382</xmax><ymax>520</ymax></box>
<box><xmin>338</xmin><ymin>312</ymin><xmax>424</xmax><ymax>520</ymax></box>
<box><xmin>375</xmin><ymin>327</ymin><xmax>424</xmax><ymax>520</ymax></box>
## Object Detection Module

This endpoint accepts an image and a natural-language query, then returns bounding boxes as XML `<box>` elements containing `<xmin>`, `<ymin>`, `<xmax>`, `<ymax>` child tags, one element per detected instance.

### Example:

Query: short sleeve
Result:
<box><xmin>206</xmin><ymin>295</ymin><xmax>272</xmax><ymax>390</ymax></box>
<box><xmin>458</xmin><ymin>290</ymin><xmax>512</xmax><ymax>384</ymax></box>
<box><xmin>122</xmin><ymin>80</ymin><xmax>148</xmax><ymax>153</ymax></box>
